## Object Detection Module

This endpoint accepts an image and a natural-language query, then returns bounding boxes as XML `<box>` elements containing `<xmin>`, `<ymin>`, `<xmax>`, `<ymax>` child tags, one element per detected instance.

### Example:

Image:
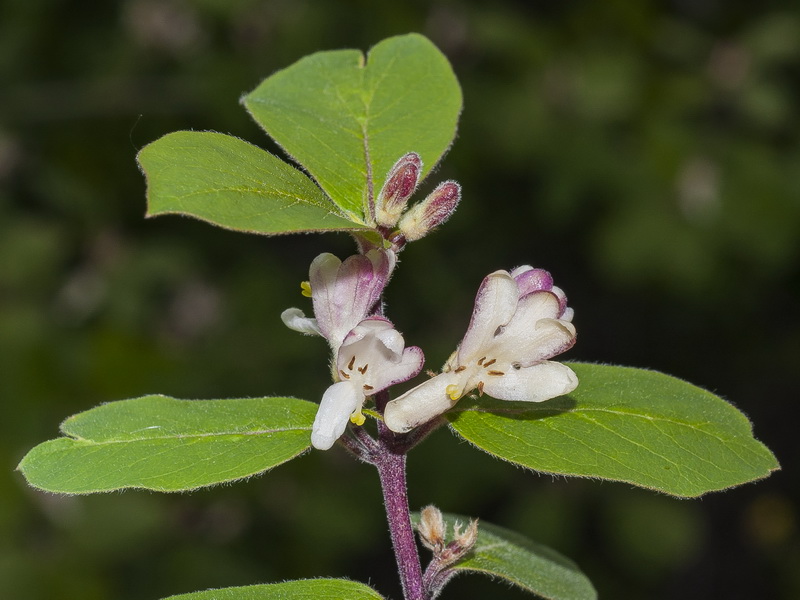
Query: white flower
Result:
<box><xmin>281</xmin><ymin>249</ymin><xmax>394</xmax><ymax>354</ymax></box>
<box><xmin>383</xmin><ymin>267</ymin><xmax>577</xmax><ymax>433</ymax></box>
<box><xmin>311</xmin><ymin>317</ymin><xmax>424</xmax><ymax>450</ymax></box>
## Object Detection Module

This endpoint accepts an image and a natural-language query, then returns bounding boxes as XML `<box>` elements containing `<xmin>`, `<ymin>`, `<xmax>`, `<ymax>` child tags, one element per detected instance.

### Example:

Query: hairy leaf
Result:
<box><xmin>139</xmin><ymin>131</ymin><xmax>366</xmax><ymax>234</ymax></box>
<box><xmin>162</xmin><ymin>579</ymin><xmax>385</xmax><ymax>600</ymax></box>
<box><xmin>18</xmin><ymin>395</ymin><xmax>316</xmax><ymax>493</ymax></box>
<box><xmin>244</xmin><ymin>33</ymin><xmax>462</xmax><ymax>219</ymax></box>
<box><xmin>413</xmin><ymin>512</ymin><xmax>596</xmax><ymax>600</ymax></box>
<box><xmin>448</xmin><ymin>363</ymin><xmax>779</xmax><ymax>497</ymax></box>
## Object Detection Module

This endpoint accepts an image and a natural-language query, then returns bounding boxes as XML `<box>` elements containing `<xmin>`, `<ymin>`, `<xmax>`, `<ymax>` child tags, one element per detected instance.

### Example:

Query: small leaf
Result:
<box><xmin>449</xmin><ymin>363</ymin><xmax>779</xmax><ymax>497</ymax></box>
<box><xmin>139</xmin><ymin>131</ymin><xmax>367</xmax><ymax>234</ymax></box>
<box><xmin>244</xmin><ymin>33</ymin><xmax>462</xmax><ymax>219</ymax></box>
<box><xmin>413</xmin><ymin>512</ymin><xmax>596</xmax><ymax>600</ymax></box>
<box><xmin>18</xmin><ymin>395</ymin><xmax>317</xmax><ymax>493</ymax></box>
<box><xmin>161</xmin><ymin>579</ymin><xmax>385</xmax><ymax>600</ymax></box>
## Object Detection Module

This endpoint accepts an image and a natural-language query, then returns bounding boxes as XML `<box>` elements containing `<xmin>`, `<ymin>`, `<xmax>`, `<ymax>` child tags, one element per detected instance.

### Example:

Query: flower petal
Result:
<box><xmin>384</xmin><ymin>371</ymin><xmax>464</xmax><ymax>433</ymax></box>
<box><xmin>311</xmin><ymin>381</ymin><xmax>362</xmax><ymax>450</ymax></box>
<box><xmin>512</xmin><ymin>267</ymin><xmax>554</xmax><ymax>296</ymax></box>
<box><xmin>309</xmin><ymin>253</ymin><xmax>344</xmax><ymax>341</ymax></box>
<box><xmin>367</xmin><ymin>346</ymin><xmax>425</xmax><ymax>392</ymax></box>
<box><xmin>342</xmin><ymin>250</ymin><xmax>389</xmax><ymax>325</ymax></box>
<box><xmin>480</xmin><ymin>361</ymin><xmax>578</xmax><ymax>402</ymax></box>
<box><xmin>309</xmin><ymin>250</ymin><xmax>391</xmax><ymax>350</ymax></box>
<box><xmin>496</xmin><ymin>292</ymin><xmax>576</xmax><ymax>364</ymax></box>
<box><xmin>340</xmin><ymin>316</ymin><xmax>393</xmax><ymax>347</ymax></box>
<box><xmin>550</xmin><ymin>285</ymin><xmax>571</xmax><ymax>320</ymax></box>
<box><xmin>458</xmin><ymin>271</ymin><xmax>519</xmax><ymax>362</ymax></box>
<box><xmin>366</xmin><ymin>317</ymin><xmax>405</xmax><ymax>356</ymax></box>
<box><xmin>280</xmin><ymin>308</ymin><xmax>322</xmax><ymax>336</ymax></box>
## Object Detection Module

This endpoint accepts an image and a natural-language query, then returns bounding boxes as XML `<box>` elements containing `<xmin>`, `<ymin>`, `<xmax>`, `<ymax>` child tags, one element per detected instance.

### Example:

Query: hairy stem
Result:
<box><xmin>375</xmin><ymin>422</ymin><xmax>425</xmax><ymax>600</ymax></box>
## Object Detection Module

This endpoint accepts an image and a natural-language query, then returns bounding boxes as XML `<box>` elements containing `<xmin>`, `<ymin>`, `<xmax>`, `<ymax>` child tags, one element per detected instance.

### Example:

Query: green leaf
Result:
<box><xmin>244</xmin><ymin>33</ymin><xmax>462</xmax><ymax>219</ymax></box>
<box><xmin>18</xmin><ymin>395</ymin><xmax>317</xmax><ymax>493</ymax></box>
<box><xmin>413</xmin><ymin>512</ymin><xmax>596</xmax><ymax>600</ymax></box>
<box><xmin>448</xmin><ymin>363</ymin><xmax>779</xmax><ymax>498</ymax></box>
<box><xmin>162</xmin><ymin>579</ymin><xmax>385</xmax><ymax>600</ymax></box>
<box><xmin>139</xmin><ymin>131</ymin><xmax>368</xmax><ymax>234</ymax></box>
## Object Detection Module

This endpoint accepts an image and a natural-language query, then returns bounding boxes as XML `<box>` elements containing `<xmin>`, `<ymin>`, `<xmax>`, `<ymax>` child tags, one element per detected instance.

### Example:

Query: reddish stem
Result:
<box><xmin>374</xmin><ymin>425</ymin><xmax>426</xmax><ymax>600</ymax></box>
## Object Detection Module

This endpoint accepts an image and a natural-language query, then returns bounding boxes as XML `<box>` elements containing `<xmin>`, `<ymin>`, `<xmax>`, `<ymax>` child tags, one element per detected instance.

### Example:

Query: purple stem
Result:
<box><xmin>374</xmin><ymin>427</ymin><xmax>426</xmax><ymax>600</ymax></box>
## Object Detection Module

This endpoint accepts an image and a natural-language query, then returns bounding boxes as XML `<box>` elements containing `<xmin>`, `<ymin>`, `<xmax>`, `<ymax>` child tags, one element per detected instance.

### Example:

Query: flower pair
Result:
<box><xmin>284</xmin><ymin>250</ymin><xmax>578</xmax><ymax>450</ymax></box>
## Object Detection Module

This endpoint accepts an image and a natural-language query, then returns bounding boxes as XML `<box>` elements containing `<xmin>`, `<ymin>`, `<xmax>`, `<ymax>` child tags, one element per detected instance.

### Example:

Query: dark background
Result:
<box><xmin>1</xmin><ymin>1</ymin><xmax>798</xmax><ymax>599</ymax></box>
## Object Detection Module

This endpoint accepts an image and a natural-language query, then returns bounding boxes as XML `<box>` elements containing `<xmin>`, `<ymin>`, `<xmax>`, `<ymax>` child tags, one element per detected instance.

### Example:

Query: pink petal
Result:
<box><xmin>513</xmin><ymin>267</ymin><xmax>554</xmax><ymax>296</ymax></box>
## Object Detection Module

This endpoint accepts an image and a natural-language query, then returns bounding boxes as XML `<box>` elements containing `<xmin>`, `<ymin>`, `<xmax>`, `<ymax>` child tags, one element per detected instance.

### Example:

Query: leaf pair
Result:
<box><xmin>138</xmin><ymin>33</ymin><xmax>462</xmax><ymax>235</ymax></box>
<box><xmin>18</xmin><ymin>365</ymin><xmax>777</xmax><ymax>497</ymax></box>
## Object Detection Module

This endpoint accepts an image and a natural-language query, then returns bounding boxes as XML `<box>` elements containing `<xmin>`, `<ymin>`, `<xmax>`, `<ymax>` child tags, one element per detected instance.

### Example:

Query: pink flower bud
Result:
<box><xmin>375</xmin><ymin>152</ymin><xmax>421</xmax><ymax>227</ymax></box>
<box><xmin>398</xmin><ymin>181</ymin><xmax>461</xmax><ymax>242</ymax></box>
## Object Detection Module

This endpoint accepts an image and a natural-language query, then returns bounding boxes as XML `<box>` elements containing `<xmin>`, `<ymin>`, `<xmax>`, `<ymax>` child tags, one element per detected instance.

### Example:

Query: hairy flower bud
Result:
<box><xmin>375</xmin><ymin>152</ymin><xmax>422</xmax><ymax>227</ymax></box>
<box><xmin>398</xmin><ymin>181</ymin><xmax>460</xmax><ymax>242</ymax></box>
<box><xmin>452</xmin><ymin>518</ymin><xmax>479</xmax><ymax>553</ymax></box>
<box><xmin>418</xmin><ymin>505</ymin><xmax>446</xmax><ymax>552</ymax></box>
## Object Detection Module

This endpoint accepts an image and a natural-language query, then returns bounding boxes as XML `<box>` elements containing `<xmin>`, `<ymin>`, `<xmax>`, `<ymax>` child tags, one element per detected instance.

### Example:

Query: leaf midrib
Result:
<box><xmin>64</xmin><ymin>425</ymin><xmax>312</xmax><ymax>445</ymax></box>
<box><xmin>453</xmin><ymin>404</ymin><xmax>728</xmax><ymax>432</ymax></box>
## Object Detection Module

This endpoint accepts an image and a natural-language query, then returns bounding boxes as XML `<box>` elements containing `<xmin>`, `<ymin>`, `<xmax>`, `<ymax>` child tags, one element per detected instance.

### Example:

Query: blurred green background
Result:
<box><xmin>2</xmin><ymin>1</ymin><xmax>798</xmax><ymax>599</ymax></box>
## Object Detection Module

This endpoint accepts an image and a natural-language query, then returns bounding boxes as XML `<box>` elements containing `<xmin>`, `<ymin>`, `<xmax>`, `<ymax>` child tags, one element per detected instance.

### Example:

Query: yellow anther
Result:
<box><xmin>300</xmin><ymin>281</ymin><xmax>312</xmax><ymax>297</ymax></box>
<box><xmin>446</xmin><ymin>384</ymin><xmax>462</xmax><ymax>401</ymax></box>
<box><xmin>350</xmin><ymin>410</ymin><xmax>366</xmax><ymax>426</ymax></box>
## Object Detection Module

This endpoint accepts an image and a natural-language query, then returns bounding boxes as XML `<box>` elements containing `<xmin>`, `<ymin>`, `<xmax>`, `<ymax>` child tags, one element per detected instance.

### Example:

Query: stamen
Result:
<box><xmin>454</xmin><ymin>366</ymin><xmax>466</xmax><ymax>373</ymax></box>
<box><xmin>358</xmin><ymin>364</ymin><xmax>368</xmax><ymax>374</ymax></box>
<box><xmin>350</xmin><ymin>410</ymin><xmax>366</xmax><ymax>426</ymax></box>
<box><xmin>487</xmin><ymin>370</ymin><xmax>505</xmax><ymax>376</ymax></box>
<box><xmin>477</xmin><ymin>357</ymin><xmax>486</xmax><ymax>365</ymax></box>
<box><xmin>363</xmin><ymin>384</ymin><xmax>374</xmax><ymax>391</ymax></box>
<box><xmin>300</xmin><ymin>281</ymin><xmax>312</xmax><ymax>297</ymax></box>
<box><xmin>477</xmin><ymin>381</ymin><xmax>485</xmax><ymax>396</ymax></box>
<box><xmin>446</xmin><ymin>384</ymin><xmax>462</xmax><ymax>401</ymax></box>
<box><xmin>339</xmin><ymin>370</ymin><xmax>350</xmax><ymax>380</ymax></box>
<box><xmin>347</xmin><ymin>356</ymin><xmax>356</xmax><ymax>371</ymax></box>
<box><xmin>483</xmin><ymin>358</ymin><xmax>496</xmax><ymax>367</ymax></box>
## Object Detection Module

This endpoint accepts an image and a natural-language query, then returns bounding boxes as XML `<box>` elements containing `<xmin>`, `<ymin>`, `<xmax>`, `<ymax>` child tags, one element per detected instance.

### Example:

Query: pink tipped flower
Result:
<box><xmin>376</xmin><ymin>152</ymin><xmax>422</xmax><ymax>227</ymax></box>
<box><xmin>312</xmin><ymin>317</ymin><xmax>424</xmax><ymax>450</ymax></box>
<box><xmin>398</xmin><ymin>181</ymin><xmax>461</xmax><ymax>242</ymax></box>
<box><xmin>281</xmin><ymin>248</ymin><xmax>394</xmax><ymax>353</ymax></box>
<box><xmin>384</xmin><ymin>267</ymin><xmax>577</xmax><ymax>433</ymax></box>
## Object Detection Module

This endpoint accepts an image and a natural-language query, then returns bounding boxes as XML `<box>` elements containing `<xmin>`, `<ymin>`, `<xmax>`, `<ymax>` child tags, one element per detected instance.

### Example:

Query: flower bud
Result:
<box><xmin>418</xmin><ymin>505</ymin><xmax>446</xmax><ymax>552</ymax></box>
<box><xmin>452</xmin><ymin>518</ymin><xmax>479</xmax><ymax>552</ymax></box>
<box><xmin>398</xmin><ymin>181</ymin><xmax>461</xmax><ymax>242</ymax></box>
<box><xmin>375</xmin><ymin>152</ymin><xmax>421</xmax><ymax>227</ymax></box>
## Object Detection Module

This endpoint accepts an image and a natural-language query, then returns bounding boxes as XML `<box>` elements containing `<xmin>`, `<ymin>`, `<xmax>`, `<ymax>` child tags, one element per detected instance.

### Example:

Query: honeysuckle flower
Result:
<box><xmin>281</xmin><ymin>248</ymin><xmax>394</xmax><ymax>354</ymax></box>
<box><xmin>311</xmin><ymin>316</ymin><xmax>424</xmax><ymax>450</ymax></box>
<box><xmin>383</xmin><ymin>267</ymin><xmax>577</xmax><ymax>433</ymax></box>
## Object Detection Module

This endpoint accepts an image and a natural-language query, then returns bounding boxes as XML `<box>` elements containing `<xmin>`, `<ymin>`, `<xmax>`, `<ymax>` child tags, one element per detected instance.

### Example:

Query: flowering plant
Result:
<box><xmin>18</xmin><ymin>34</ymin><xmax>778</xmax><ymax>600</ymax></box>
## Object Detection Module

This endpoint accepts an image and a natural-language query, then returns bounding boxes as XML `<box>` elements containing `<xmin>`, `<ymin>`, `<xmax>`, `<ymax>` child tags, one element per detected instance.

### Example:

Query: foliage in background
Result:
<box><xmin>2</xmin><ymin>2</ymin><xmax>798</xmax><ymax>599</ymax></box>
